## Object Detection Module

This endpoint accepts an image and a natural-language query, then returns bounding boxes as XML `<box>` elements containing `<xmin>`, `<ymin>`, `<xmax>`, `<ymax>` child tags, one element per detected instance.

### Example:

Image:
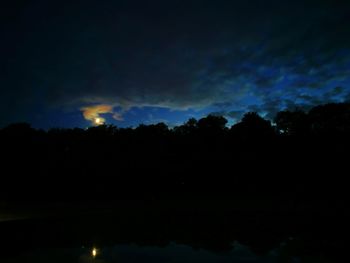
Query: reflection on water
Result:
<box><xmin>2</xmin><ymin>241</ymin><xmax>291</xmax><ymax>263</ymax></box>
<box><xmin>91</xmin><ymin>248</ymin><xmax>98</xmax><ymax>258</ymax></box>
<box><xmin>0</xmin><ymin>207</ymin><xmax>345</xmax><ymax>263</ymax></box>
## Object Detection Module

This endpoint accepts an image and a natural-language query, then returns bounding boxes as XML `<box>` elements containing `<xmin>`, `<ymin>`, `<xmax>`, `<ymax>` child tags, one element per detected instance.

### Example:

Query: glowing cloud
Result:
<box><xmin>112</xmin><ymin>112</ymin><xmax>124</xmax><ymax>121</ymax></box>
<box><xmin>81</xmin><ymin>104</ymin><xmax>114</xmax><ymax>125</ymax></box>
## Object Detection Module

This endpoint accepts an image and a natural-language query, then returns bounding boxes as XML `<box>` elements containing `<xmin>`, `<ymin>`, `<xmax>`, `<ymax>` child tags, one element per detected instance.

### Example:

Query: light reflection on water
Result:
<box><xmin>78</xmin><ymin>242</ymin><xmax>281</xmax><ymax>263</ymax></box>
<box><xmin>91</xmin><ymin>248</ymin><xmax>98</xmax><ymax>258</ymax></box>
<box><xmin>2</xmin><ymin>242</ymin><xmax>290</xmax><ymax>263</ymax></box>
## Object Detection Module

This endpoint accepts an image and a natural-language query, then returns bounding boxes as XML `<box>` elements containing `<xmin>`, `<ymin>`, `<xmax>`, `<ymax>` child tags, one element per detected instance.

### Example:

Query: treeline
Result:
<box><xmin>1</xmin><ymin>102</ymin><xmax>350</xmax><ymax>201</ymax></box>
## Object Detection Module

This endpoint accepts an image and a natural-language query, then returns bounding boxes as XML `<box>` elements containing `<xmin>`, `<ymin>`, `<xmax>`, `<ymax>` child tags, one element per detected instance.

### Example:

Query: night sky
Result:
<box><xmin>1</xmin><ymin>0</ymin><xmax>350</xmax><ymax>128</ymax></box>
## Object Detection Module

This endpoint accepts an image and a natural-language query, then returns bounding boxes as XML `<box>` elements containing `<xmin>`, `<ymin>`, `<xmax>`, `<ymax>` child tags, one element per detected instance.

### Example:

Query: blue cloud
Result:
<box><xmin>1</xmin><ymin>0</ymin><xmax>350</xmax><ymax>127</ymax></box>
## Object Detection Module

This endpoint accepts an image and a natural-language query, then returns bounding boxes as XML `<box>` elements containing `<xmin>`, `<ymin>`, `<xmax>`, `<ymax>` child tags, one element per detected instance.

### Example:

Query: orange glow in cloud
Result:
<box><xmin>81</xmin><ymin>104</ymin><xmax>113</xmax><ymax>125</ymax></box>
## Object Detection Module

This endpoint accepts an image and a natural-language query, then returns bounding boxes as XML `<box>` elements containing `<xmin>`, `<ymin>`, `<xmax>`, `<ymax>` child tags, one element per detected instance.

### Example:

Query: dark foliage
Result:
<box><xmin>0</xmin><ymin>103</ymin><xmax>350</xmax><ymax>205</ymax></box>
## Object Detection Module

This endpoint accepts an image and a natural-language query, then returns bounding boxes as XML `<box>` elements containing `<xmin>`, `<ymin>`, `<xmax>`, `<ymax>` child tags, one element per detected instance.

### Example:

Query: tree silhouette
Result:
<box><xmin>197</xmin><ymin>115</ymin><xmax>228</xmax><ymax>139</ymax></box>
<box><xmin>230</xmin><ymin>112</ymin><xmax>275</xmax><ymax>139</ymax></box>
<box><xmin>1</xmin><ymin>122</ymin><xmax>35</xmax><ymax>137</ymax></box>
<box><xmin>308</xmin><ymin>103</ymin><xmax>350</xmax><ymax>135</ymax></box>
<box><xmin>274</xmin><ymin>109</ymin><xmax>309</xmax><ymax>136</ymax></box>
<box><xmin>173</xmin><ymin>118</ymin><xmax>198</xmax><ymax>136</ymax></box>
<box><xmin>0</xmin><ymin>102</ymin><xmax>350</xmax><ymax>204</ymax></box>
<box><xmin>86</xmin><ymin>124</ymin><xmax>118</xmax><ymax>137</ymax></box>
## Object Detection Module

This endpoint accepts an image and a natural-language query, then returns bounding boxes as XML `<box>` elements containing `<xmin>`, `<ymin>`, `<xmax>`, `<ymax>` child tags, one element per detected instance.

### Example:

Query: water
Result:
<box><xmin>0</xmin><ymin>204</ymin><xmax>345</xmax><ymax>262</ymax></box>
<box><xmin>1</xmin><ymin>241</ymin><xmax>290</xmax><ymax>263</ymax></box>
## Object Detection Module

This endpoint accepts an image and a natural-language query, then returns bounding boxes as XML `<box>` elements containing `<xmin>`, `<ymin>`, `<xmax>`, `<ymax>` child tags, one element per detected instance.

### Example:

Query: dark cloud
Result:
<box><xmin>209</xmin><ymin>111</ymin><xmax>227</xmax><ymax>117</ymax></box>
<box><xmin>209</xmin><ymin>110</ymin><xmax>246</xmax><ymax>121</ymax></box>
<box><xmin>1</xmin><ymin>0</ymin><xmax>350</xmax><ymax>126</ymax></box>
<box><xmin>227</xmin><ymin>110</ymin><xmax>246</xmax><ymax>120</ymax></box>
<box><xmin>345</xmin><ymin>92</ymin><xmax>350</xmax><ymax>102</ymax></box>
<box><xmin>324</xmin><ymin>86</ymin><xmax>345</xmax><ymax>98</ymax></box>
